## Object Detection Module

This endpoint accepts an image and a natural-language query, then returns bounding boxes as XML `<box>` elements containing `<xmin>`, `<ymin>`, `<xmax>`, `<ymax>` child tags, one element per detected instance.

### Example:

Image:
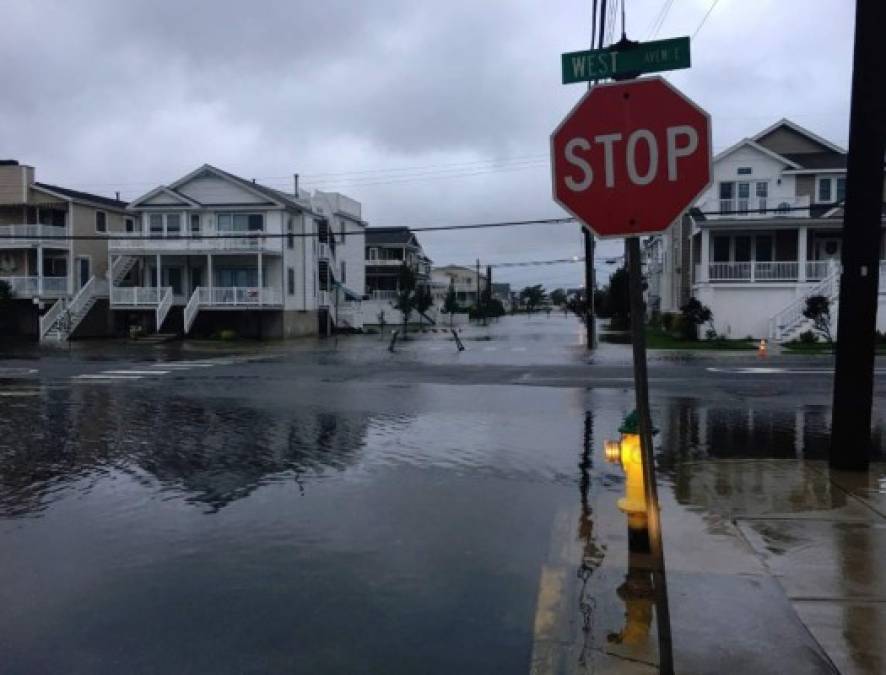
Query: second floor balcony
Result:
<box><xmin>0</xmin><ymin>224</ymin><xmax>67</xmax><ymax>249</ymax></box>
<box><xmin>109</xmin><ymin>231</ymin><xmax>280</xmax><ymax>255</ymax></box>
<box><xmin>698</xmin><ymin>195</ymin><xmax>812</xmax><ymax>220</ymax></box>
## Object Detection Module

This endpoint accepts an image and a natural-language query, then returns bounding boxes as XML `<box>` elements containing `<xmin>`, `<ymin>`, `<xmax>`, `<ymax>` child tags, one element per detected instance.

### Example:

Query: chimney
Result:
<box><xmin>115</xmin><ymin>191</ymin><xmax>120</xmax><ymax>201</ymax></box>
<box><xmin>293</xmin><ymin>173</ymin><xmax>299</xmax><ymax>196</ymax></box>
<box><xmin>252</xmin><ymin>178</ymin><xmax>256</xmax><ymax>184</ymax></box>
<box><xmin>0</xmin><ymin>160</ymin><xmax>34</xmax><ymax>204</ymax></box>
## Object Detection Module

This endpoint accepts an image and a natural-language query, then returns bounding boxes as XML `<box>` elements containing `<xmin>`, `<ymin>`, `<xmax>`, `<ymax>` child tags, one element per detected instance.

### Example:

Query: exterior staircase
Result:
<box><xmin>111</xmin><ymin>255</ymin><xmax>138</xmax><ymax>284</ymax></box>
<box><xmin>40</xmin><ymin>276</ymin><xmax>110</xmax><ymax>343</ymax></box>
<box><xmin>768</xmin><ymin>262</ymin><xmax>840</xmax><ymax>342</ymax></box>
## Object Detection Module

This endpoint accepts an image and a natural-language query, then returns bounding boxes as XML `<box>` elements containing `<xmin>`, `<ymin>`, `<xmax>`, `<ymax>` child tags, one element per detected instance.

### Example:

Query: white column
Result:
<box><xmin>67</xmin><ymin>206</ymin><xmax>74</xmax><ymax>296</ymax></box>
<box><xmin>700</xmin><ymin>229</ymin><xmax>710</xmax><ymax>282</ymax></box>
<box><xmin>207</xmin><ymin>254</ymin><xmax>213</xmax><ymax>303</ymax></box>
<box><xmin>257</xmin><ymin>252</ymin><xmax>263</xmax><ymax>306</ymax></box>
<box><xmin>798</xmin><ymin>227</ymin><xmax>808</xmax><ymax>282</ymax></box>
<box><xmin>37</xmin><ymin>244</ymin><xmax>43</xmax><ymax>296</ymax></box>
<box><xmin>156</xmin><ymin>254</ymin><xmax>161</xmax><ymax>298</ymax></box>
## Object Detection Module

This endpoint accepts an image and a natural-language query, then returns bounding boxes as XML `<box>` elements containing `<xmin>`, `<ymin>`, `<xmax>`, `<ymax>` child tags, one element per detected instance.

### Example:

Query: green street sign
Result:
<box><xmin>561</xmin><ymin>37</ymin><xmax>690</xmax><ymax>84</ymax></box>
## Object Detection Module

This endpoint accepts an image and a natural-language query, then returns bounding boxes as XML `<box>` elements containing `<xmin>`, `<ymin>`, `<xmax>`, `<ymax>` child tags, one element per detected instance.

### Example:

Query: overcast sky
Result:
<box><xmin>0</xmin><ymin>0</ymin><xmax>854</xmax><ymax>290</ymax></box>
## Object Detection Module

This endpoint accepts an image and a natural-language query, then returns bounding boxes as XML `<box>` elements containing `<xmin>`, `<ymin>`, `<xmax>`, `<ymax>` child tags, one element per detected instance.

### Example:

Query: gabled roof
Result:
<box><xmin>128</xmin><ymin>185</ymin><xmax>203</xmax><ymax>209</ymax></box>
<box><xmin>781</xmin><ymin>152</ymin><xmax>847</xmax><ymax>170</ymax></box>
<box><xmin>752</xmin><ymin>118</ymin><xmax>846</xmax><ymax>154</ymax></box>
<box><xmin>365</xmin><ymin>226</ymin><xmax>417</xmax><ymax>246</ymax></box>
<box><xmin>128</xmin><ymin>164</ymin><xmax>310</xmax><ymax>211</ymax></box>
<box><xmin>33</xmin><ymin>182</ymin><xmax>128</xmax><ymax>210</ymax></box>
<box><xmin>713</xmin><ymin>138</ymin><xmax>802</xmax><ymax>168</ymax></box>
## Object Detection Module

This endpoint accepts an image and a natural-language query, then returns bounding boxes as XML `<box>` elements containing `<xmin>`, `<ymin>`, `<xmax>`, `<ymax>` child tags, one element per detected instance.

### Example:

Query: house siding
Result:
<box><xmin>755</xmin><ymin>127</ymin><xmax>829</xmax><ymax>155</ymax></box>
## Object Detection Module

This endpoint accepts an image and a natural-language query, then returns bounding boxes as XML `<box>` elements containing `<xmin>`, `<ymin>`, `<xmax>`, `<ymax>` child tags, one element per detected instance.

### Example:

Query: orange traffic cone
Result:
<box><xmin>758</xmin><ymin>338</ymin><xmax>768</xmax><ymax>358</ymax></box>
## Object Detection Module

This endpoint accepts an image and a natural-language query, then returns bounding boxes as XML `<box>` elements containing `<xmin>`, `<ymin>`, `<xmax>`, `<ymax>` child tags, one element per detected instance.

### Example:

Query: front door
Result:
<box><xmin>815</xmin><ymin>237</ymin><xmax>841</xmax><ymax>262</ymax></box>
<box><xmin>78</xmin><ymin>257</ymin><xmax>90</xmax><ymax>288</ymax></box>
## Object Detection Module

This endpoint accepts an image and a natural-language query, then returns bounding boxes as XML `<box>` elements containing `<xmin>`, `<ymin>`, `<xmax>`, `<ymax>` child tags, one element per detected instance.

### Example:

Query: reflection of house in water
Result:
<box><xmin>0</xmin><ymin>387</ymin><xmax>371</xmax><ymax>515</ymax></box>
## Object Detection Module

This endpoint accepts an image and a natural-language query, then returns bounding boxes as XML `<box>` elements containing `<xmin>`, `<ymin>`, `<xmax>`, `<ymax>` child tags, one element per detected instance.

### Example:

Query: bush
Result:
<box><xmin>218</xmin><ymin>329</ymin><xmax>238</xmax><ymax>341</ymax></box>
<box><xmin>798</xmin><ymin>330</ymin><xmax>818</xmax><ymax>344</ymax></box>
<box><xmin>660</xmin><ymin>312</ymin><xmax>678</xmax><ymax>333</ymax></box>
<box><xmin>679</xmin><ymin>297</ymin><xmax>713</xmax><ymax>341</ymax></box>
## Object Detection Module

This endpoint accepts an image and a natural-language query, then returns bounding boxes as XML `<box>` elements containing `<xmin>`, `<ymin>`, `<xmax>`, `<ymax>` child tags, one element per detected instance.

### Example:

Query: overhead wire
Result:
<box><xmin>692</xmin><ymin>0</ymin><xmax>722</xmax><ymax>39</ymax></box>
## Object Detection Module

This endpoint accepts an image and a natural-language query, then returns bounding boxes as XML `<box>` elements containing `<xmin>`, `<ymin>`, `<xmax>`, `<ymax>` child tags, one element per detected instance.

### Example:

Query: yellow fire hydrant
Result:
<box><xmin>604</xmin><ymin>411</ymin><xmax>654</xmax><ymax>544</ymax></box>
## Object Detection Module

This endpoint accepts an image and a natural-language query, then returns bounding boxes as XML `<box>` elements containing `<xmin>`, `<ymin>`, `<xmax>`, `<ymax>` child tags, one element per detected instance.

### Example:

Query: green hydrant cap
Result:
<box><xmin>618</xmin><ymin>410</ymin><xmax>658</xmax><ymax>435</ymax></box>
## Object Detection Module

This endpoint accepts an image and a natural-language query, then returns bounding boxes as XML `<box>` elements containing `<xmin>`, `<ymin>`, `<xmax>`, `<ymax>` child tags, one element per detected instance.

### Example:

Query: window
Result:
<box><xmin>368</xmin><ymin>247</ymin><xmax>378</xmax><ymax>260</ymax></box>
<box><xmin>166</xmin><ymin>214</ymin><xmax>181</xmax><ymax>237</ymax></box>
<box><xmin>95</xmin><ymin>211</ymin><xmax>107</xmax><ymax>233</ymax></box>
<box><xmin>818</xmin><ymin>177</ymin><xmax>833</xmax><ymax>202</ymax></box>
<box><xmin>216</xmin><ymin>213</ymin><xmax>264</xmax><ymax>232</ymax></box>
<box><xmin>149</xmin><ymin>214</ymin><xmax>163</xmax><ymax>237</ymax></box>
<box><xmin>836</xmin><ymin>177</ymin><xmax>846</xmax><ymax>203</ymax></box>
<box><xmin>288</xmin><ymin>267</ymin><xmax>295</xmax><ymax>295</ymax></box>
<box><xmin>712</xmin><ymin>235</ymin><xmax>731</xmax><ymax>262</ymax></box>
<box><xmin>737</xmin><ymin>167</ymin><xmax>752</xmax><ymax>175</ymax></box>
<box><xmin>287</xmin><ymin>219</ymin><xmax>294</xmax><ymax>249</ymax></box>
<box><xmin>719</xmin><ymin>182</ymin><xmax>734</xmax><ymax>213</ymax></box>
<box><xmin>755</xmin><ymin>182</ymin><xmax>768</xmax><ymax>213</ymax></box>
<box><xmin>340</xmin><ymin>261</ymin><xmax>347</xmax><ymax>284</ymax></box>
<box><xmin>125</xmin><ymin>217</ymin><xmax>135</xmax><ymax>233</ymax></box>
<box><xmin>190</xmin><ymin>214</ymin><xmax>201</xmax><ymax>237</ymax></box>
<box><xmin>737</xmin><ymin>182</ymin><xmax>750</xmax><ymax>214</ymax></box>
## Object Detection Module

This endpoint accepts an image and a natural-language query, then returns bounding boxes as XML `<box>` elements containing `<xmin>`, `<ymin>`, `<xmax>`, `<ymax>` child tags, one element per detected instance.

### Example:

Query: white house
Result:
<box><xmin>109</xmin><ymin>164</ymin><xmax>365</xmax><ymax>338</ymax></box>
<box><xmin>431</xmin><ymin>265</ymin><xmax>487</xmax><ymax>307</ymax></box>
<box><xmin>645</xmin><ymin>119</ymin><xmax>886</xmax><ymax>340</ymax></box>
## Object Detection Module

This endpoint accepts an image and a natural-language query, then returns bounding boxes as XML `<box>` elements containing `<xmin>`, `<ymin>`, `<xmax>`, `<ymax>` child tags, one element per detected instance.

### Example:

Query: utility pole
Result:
<box><xmin>830</xmin><ymin>0</ymin><xmax>886</xmax><ymax>471</ymax></box>
<box><xmin>476</xmin><ymin>258</ymin><xmax>483</xmax><ymax>325</ymax></box>
<box><xmin>486</xmin><ymin>264</ymin><xmax>493</xmax><ymax>326</ymax></box>
<box><xmin>585</xmin><ymin>230</ymin><xmax>595</xmax><ymax>348</ymax></box>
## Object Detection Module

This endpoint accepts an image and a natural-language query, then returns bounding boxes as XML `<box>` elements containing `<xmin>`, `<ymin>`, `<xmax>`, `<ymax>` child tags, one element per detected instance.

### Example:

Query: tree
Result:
<box><xmin>414</xmin><ymin>284</ymin><xmax>433</xmax><ymax>330</ymax></box>
<box><xmin>393</xmin><ymin>262</ymin><xmax>417</xmax><ymax>336</ymax></box>
<box><xmin>679</xmin><ymin>297</ymin><xmax>713</xmax><ymax>341</ymax></box>
<box><xmin>519</xmin><ymin>285</ymin><xmax>546</xmax><ymax>313</ymax></box>
<box><xmin>442</xmin><ymin>281</ymin><xmax>460</xmax><ymax>327</ymax></box>
<box><xmin>603</xmin><ymin>268</ymin><xmax>631</xmax><ymax>328</ymax></box>
<box><xmin>803</xmin><ymin>295</ymin><xmax>834</xmax><ymax>343</ymax></box>
<box><xmin>550</xmin><ymin>288</ymin><xmax>567</xmax><ymax>306</ymax></box>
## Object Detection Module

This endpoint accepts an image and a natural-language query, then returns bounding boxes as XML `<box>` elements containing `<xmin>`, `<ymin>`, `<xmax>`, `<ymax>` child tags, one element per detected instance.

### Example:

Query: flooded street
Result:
<box><xmin>1</xmin><ymin>316</ymin><xmax>885</xmax><ymax>673</ymax></box>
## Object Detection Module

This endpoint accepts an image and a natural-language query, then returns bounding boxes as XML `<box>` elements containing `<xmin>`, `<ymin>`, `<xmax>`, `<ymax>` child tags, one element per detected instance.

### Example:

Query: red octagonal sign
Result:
<box><xmin>551</xmin><ymin>76</ymin><xmax>711</xmax><ymax>238</ymax></box>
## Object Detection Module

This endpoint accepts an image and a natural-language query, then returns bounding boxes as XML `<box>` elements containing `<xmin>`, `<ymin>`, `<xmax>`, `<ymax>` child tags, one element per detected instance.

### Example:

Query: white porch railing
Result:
<box><xmin>0</xmin><ymin>224</ymin><xmax>67</xmax><ymax>247</ymax></box>
<box><xmin>318</xmin><ymin>242</ymin><xmax>334</xmax><ymax>260</ymax></box>
<box><xmin>109</xmin><ymin>232</ymin><xmax>277</xmax><ymax>253</ymax></box>
<box><xmin>318</xmin><ymin>290</ymin><xmax>332</xmax><ymax>307</ymax></box>
<box><xmin>709</xmin><ymin>262</ymin><xmax>751</xmax><ymax>281</ymax></box>
<box><xmin>39</xmin><ymin>298</ymin><xmax>66</xmax><ymax>339</ymax></box>
<box><xmin>156</xmin><ymin>287</ymin><xmax>174</xmax><ymax>331</ymax></box>
<box><xmin>806</xmin><ymin>261</ymin><xmax>832</xmax><ymax>281</ymax></box>
<box><xmin>111</xmin><ymin>286</ymin><xmax>168</xmax><ymax>306</ymax></box>
<box><xmin>754</xmin><ymin>261</ymin><xmax>798</xmax><ymax>281</ymax></box>
<box><xmin>0</xmin><ymin>276</ymin><xmax>67</xmax><ymax>296</ymax></box>
<box><xmin>370</xmin><ymin>290</ymin><xmax>398</xmax><ymax>300</ymax></box>
<box><xmin>196</xmin><ymin>287</ymin><xmax>282</xmax><ymax>306</ymax></box>
<box><xmin>183</xmin><ymin>289</ymin><xmax>201</xmax><ymax>334</ymax></box>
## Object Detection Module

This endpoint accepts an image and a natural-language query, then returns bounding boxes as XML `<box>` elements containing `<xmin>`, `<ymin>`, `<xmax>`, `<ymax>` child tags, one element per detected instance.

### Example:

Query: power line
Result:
<box><xmin>648</xmin><ymin>0</ymin><xmax>675</xmax><ymax>39</ymax></box>
<box><xmin>692</xmin><ymin>0</ymin><xmax>722</xmax><ymax>39</ymax></box>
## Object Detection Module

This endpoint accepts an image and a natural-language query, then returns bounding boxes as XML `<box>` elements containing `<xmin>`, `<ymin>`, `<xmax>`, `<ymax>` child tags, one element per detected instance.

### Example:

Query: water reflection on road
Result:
<box><xmin>1</xmin><ymin>377</ymin><xmax>883</xmax><ymax>673</ymax></box>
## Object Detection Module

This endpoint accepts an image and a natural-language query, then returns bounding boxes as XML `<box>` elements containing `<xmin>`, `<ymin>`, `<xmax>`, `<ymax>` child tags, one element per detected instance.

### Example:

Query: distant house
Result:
<box><xmin>112</xmin><ymin>164</ymin><xmax>365</xmax><ymax>338</ymax></box>
<box><xmin>431</xmin><ymin>265</ymin><xmax>487</xmax><ymax>307</ymax></box>
<box><xmin>364</xmin><ymin>227</ymin><xmax>431</xmax><ymax>299</ymax></box>
<box><xmin>0</xmin><ymin>159</ymin><xmax>128</xmax><ymax>341</ymax></box>
<box><xmin>645</xmin><ymin>119</ymin><xmax>886</xmax><ymax>340</ymax></box>
<box><xmin>491</xmin><ymin>282</ymin><xmax>512</xmax><ymax>312</ymax></box>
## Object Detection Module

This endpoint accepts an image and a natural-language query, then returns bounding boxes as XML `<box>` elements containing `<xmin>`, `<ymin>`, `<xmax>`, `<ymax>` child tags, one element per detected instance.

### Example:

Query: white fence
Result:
<box><xmin>109</xmin><ymin>232</ymin><xmax>277</xmax><ymax>253</ymax></box>
<box><xmin>111</xmin><ymin>286</ymin><xmax>168</xmax><ymax>306</ymax></box>
<box><xmin>0</xmin><ymin>276</ymin><xmax>67</xmax><ymax>296</ymax></box>
<box><xmin>197</xmin><ymin>287</ymin><xmax>282</xmax><ymax>306</ymax></box>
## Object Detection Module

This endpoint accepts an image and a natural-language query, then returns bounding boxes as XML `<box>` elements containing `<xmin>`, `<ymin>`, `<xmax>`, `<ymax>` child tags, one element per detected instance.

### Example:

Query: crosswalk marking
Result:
<box><xmin>102</xmin><ymin>370</ymin><xmax>169</xmax><ymax>375</ymax></box>
<box><xmin>72</xmin><ymin>374</ymin><xmax>144</xmax><ymax>380</ymax></box>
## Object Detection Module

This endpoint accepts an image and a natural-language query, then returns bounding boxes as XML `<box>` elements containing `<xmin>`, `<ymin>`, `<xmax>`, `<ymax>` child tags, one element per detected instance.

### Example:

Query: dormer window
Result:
<box><xmin>816</xmin><ymin>176</ymin><xmax>846</xmax><ymax>203</ymax></box>
<box><xmin>737</xmin><ymin>167</ymin><xmax>752</xmax><ymax>175</ymax></box>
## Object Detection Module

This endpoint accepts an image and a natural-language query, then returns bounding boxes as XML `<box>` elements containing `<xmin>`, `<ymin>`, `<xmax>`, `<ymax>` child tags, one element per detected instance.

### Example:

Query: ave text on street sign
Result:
<box><xmin>561</xmin><ymin>37</ymin><xmax>690</xmax><ymax>84</ymax></box>
<box><xmin>550</xmin><ymin>77</ymin><xmax>711</xmax><ymax>238</ymax></box>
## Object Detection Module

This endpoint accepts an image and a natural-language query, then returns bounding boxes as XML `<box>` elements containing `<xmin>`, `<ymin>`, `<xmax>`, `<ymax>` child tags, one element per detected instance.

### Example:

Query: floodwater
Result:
<box><xmin>1</xmin><ymin>336</ymin><xmax>884</xmax><ymax>672</ymax></box>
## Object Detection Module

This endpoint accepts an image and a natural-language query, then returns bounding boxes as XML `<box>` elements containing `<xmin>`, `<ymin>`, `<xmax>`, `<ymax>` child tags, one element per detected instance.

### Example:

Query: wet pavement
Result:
<box><xmin>1</xmin><ymin>315</ymin><xmax>884</xmax><ymax>673</ymax></box>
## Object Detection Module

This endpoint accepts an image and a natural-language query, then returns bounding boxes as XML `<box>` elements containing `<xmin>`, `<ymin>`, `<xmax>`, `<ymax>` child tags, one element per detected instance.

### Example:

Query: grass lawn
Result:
<box><xmin>644</xmin><ymin>328</ymin><xmax>758</xmax><ymax>350</ymax></box>
<box><xmin>782</xmin><ymin>341</ymin><xmax>835</xmax><ymax>354</ymax></box>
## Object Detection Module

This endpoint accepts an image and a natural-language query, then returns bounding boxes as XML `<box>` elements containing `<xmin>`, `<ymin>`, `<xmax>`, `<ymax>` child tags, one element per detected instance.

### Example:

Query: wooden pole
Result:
<box><xmin>627</xmin><ymin>236</ymin><xmax>673</xmax><ymax>675</ymax></box>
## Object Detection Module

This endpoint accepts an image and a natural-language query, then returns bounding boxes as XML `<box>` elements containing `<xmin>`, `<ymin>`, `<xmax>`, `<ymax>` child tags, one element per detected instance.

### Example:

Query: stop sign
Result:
<box><xmin>551</xmin><ymin>76</ymin><xmax>711</xmax><ymax>238</ymax></box>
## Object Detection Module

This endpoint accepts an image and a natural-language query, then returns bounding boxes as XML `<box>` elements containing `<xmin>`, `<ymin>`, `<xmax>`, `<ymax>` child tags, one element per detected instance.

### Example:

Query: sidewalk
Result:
<box><xmin>531</xmin><ymin>458</ymin><xmax>886</xmax><ymax>674</ymax></box>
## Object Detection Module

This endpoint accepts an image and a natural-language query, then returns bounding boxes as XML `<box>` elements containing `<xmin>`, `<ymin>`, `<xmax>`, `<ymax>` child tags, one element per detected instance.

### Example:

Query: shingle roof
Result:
<box><xmin>365</xmin><ymin>227</ymin><xmax>415</xmax><ymax>246</ymax></box>
<box><xmin>782</xmin><ymin>152</ymin><xmax>847</xmax><ymax>170</ymax></box>
<box><xmin>34</xmin><ymin>182</ymin><xmax>128</xmax><ymax>209</ymax></box>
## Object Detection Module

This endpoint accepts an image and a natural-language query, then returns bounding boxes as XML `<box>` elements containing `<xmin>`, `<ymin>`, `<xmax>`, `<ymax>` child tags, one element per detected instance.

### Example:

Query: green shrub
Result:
<box><xmin>798</xmin><ymin>330</ymin><xmax>818</xmax><ymax>344</ymax></box>
<box><xmin>660</xmin><ymin>312</ymin><xmax>678</xmax><ymax>332</ymax></box>
<box><xmin>218</xmin><ymin>329</ymin><xmax>238</xmax><ymax>341</ymax></box>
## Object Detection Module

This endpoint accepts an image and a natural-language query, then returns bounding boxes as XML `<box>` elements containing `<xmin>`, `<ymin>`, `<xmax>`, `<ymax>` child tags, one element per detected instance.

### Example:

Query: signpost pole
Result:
<box><xmin>584</xmin><ymin>229</ymin><xmax>595</xmax><ymax>349</ymax></box>
<box><xmin>627</xmin><ymin>235</ymin><xmax>673</xmax><ymax>675</ymax></box>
